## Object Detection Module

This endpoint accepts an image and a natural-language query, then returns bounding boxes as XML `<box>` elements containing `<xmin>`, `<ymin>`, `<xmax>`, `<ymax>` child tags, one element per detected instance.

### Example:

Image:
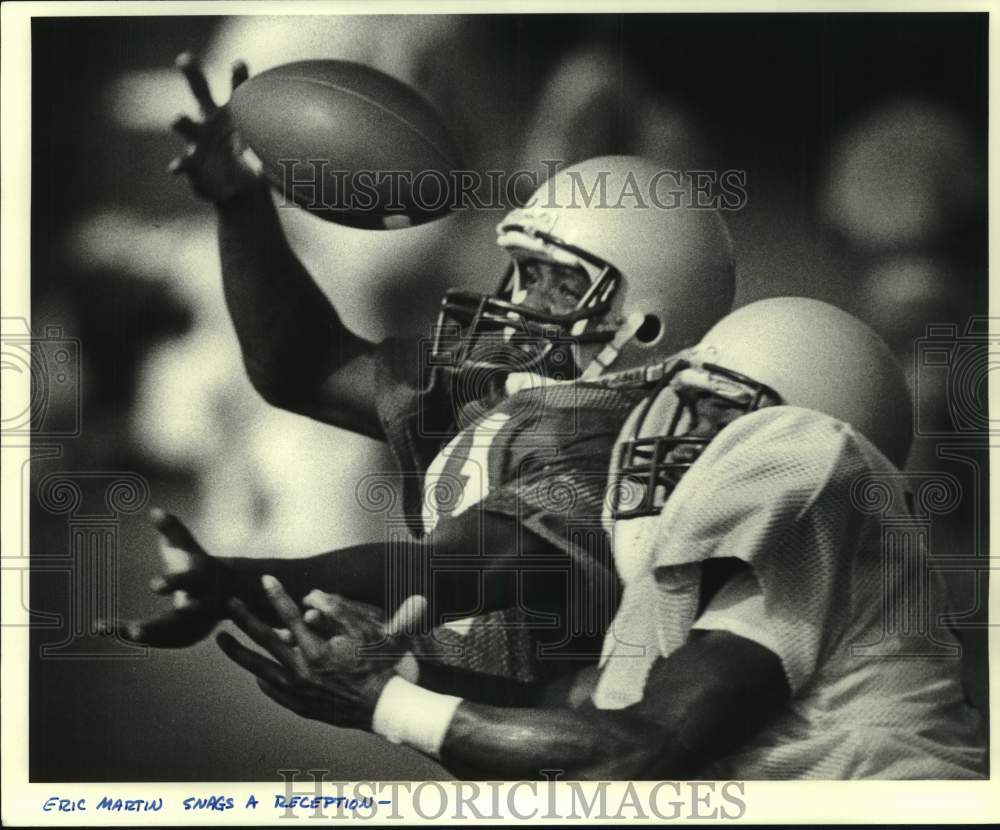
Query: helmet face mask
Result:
<box><xmin>610</xmin><ymin>357</ymin><xmax>781</xmax><ymax>520</ymax></box>
<box><xmin>426</xmin><ymin>231</ymin><xmax>622</xmax><ymax>389</ymax></box>
<box><xmin>609</xmin><ymin>296</ymin><xmax>914</xmax><ymax>521</ymax></box>
<box><xmin>686</xmin><ymin>297</ymin><xmax>914</xmax><ymax>467</ymax></box>
<box><xmin>425</xmin><ymin>156</ymin><xmax>736</xmax><ymax>396</ymax></box>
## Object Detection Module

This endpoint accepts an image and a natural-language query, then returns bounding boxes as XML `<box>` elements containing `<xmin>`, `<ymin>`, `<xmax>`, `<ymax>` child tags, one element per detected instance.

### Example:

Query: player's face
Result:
<box><xmin>515</xmin><ymin>258</ymin><xmax>591</xmax><ymax>317</ymax></box>
<box><xmin>664</xmin><ymin>386</ymin><xmax>760</xmax><ymax>466</ymax></box>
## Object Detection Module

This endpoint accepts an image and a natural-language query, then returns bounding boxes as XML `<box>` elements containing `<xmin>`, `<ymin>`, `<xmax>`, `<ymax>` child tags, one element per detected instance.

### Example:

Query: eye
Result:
<box><xmin>675</xmin><ymin>384</ymin><xmax>703</xmax><ymax>407</ymax></box>
<box><xmin>518</xmin><ymin>263</ymin><xmax>541</xmax><ymax>287</ymax></box>
<box><xmin>703</xmin><ymin>395</ymin><xmax>746</xmax><ymax>426</ymax></box>
<box><xmin>700</xmin><ymin>394</ymin><xmax>725</xmax><ymax>413</ymax></box>
<box><xmin>557</xmin><ymin>270</ymin><xmax>589</xmax><ymax>302</ymax></box>
<box><xmin>558</xmin><ymin>282</ymin><xmax>584</xmax><ymax>302</ymax></box>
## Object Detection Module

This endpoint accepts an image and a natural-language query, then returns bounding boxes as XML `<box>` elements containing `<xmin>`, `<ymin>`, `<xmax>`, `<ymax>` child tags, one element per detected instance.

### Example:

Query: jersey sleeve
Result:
<box><xmin>649</xmin><ymin>406</ymin><xmax>871</xmax><ymax>694</ymax></box>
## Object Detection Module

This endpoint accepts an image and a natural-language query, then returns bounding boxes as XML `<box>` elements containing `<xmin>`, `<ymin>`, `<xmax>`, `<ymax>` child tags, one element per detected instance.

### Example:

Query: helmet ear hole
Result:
<box><xmin>635</xmin><ymin>314</ymin><xmax>663</xmax><ymax>345</ymax></box>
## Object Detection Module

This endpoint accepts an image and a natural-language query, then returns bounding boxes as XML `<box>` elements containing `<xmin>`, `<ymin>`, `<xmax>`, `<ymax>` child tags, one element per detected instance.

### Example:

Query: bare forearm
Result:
<box><xmin>224</xmin><ymin>543</ymin><xmax>526</xmax><ymax>627</ymax></box>
<box><xmin>439</xmin><ymin>703</ymin><xmax>654</xmax><ymax>780</ymax></box>
<box><xmin>418</xmin><ymin>632</ymin><xmax>790</xmax><ymax>780</ymax></box>
<box><xmin>223</xmin><ymin>511</ymin><xmax>580</xmax><ymax>628</ymax></box>
<box><xmin>216</xmin><ymin>185</ymin><xmax>369</xmax><ymax>407</ymax></box>
<box><xmin>415</xmin><ymin>662</ymin><xmax>562</xmax><ymax>707</ymax></box>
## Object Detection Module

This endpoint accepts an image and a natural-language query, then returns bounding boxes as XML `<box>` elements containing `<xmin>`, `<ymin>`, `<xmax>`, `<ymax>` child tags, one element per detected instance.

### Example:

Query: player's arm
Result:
<box><xmin>433</xmin><ymin>628</ymin><xmax>789</xmax><ymax>779</ymax></box>
<box><xmin>293</xmin><ymin>591</ymin><xmax>569</xmax><ymax>707</ymax></box>
<box><xmin>415</xmin><ymin>662</ymin><xmax>565</xmax><ymax>707</ymax></box>
<box><xmin>106</xmin><ymin>507</ymin><xmax>566</xmax><ymax>648</ymax></box>
<box><xmin>170</xmin><ymin>53</ymin><xmax>381</xmax><ymax>436</ymax></box>
<box><xmin>219</xmin><ymin>579</ymin><xmax>790</xmax><ymax>779</ymax></box>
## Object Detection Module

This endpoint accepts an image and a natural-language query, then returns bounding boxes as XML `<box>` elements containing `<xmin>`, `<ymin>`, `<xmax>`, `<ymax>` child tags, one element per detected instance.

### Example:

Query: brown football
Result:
<box><xmin>230</xmin><ymin>60</ymin><xmax>465</xmax><ymax>229</ymax></box>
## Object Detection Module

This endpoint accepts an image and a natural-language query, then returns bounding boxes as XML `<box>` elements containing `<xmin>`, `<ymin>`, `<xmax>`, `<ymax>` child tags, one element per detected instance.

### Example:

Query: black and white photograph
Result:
<box><xmin>1</xmin><ymin>2</ymin><xmax>995</xmax><ymax>824</ymax></box>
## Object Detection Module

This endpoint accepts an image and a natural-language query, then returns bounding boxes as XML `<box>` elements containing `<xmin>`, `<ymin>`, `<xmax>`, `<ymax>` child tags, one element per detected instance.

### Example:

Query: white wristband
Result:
<box><xmin>372</xmin><ymin>676</ymin><xmax>462</xmax><ymax>759</ymax></box>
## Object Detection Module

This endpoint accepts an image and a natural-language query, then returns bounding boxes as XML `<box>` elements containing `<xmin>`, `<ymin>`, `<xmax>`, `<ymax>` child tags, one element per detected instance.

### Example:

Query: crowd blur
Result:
<box><xmin>27</xmin><ymin>14</ymin><xmax>988</xmax><ymax>780</ymax></box>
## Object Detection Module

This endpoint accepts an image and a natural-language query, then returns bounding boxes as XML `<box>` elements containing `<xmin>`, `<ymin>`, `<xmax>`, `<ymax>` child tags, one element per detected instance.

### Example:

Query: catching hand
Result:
<box><xmin>218</xmin><ymin>576</ymin><xmax>427</xmax><ymax>730</ymax></box>
<box><xmin>99</xmin><ymin>508</ymin><xmax>235</xmax><ymax>648</ymax></box>
<box><xmin>169</xmin><ymin>52</ymin><xmax>260</xmax><ymax>203</ymax></box>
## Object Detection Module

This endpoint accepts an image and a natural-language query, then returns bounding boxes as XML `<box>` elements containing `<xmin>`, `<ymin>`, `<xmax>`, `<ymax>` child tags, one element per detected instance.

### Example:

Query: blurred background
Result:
<box><xmin>27</xmin><ymin>13</ymin><xmax>988</xmax><ymax>780</ymax></box>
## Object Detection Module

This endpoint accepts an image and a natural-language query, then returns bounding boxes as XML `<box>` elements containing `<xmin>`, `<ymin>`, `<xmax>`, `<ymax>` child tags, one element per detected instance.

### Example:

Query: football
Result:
<box><xmin>229</xmin><ymin>60</ymin><xmax>465</xmax><ymax>229</ymax></box>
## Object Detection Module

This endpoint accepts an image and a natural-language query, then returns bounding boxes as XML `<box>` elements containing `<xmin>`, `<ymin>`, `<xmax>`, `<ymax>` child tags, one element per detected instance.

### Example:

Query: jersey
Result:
<box><xmin>423</xmin><ymin>377</ymin><xmax>645</xmax><ymax>553</ymax></box>
<box><xmin>372</xmin><ymin>337</ymin><xmax>644</xmax><ymax>684</ymax></box>
<box><xmin>594</xmin><ymin>404</ymin><xmax>985</xmax><ymax>779</ymax></box>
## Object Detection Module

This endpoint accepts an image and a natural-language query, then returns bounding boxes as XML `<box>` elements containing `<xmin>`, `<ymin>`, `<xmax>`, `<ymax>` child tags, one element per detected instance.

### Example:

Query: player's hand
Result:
<box><xmin>275</xmin><ymin>591</ymin><xmax>421</xmax><ymax>683</ymax></box>
<box><xmin>99</xmin><ymin>508</ymin><xmax>237</xmax><ymax>648</ymax></box>
<box><xmin>169</xmin><ymin>52</ymin><xmax>260</xmax><ymax>204</ymax></box>
<box><xmin>300</xmin><ymin>590</ymin><xmax>386</xmax><ymax>643</ymax></box>
<box><xmin>273</xmin><ymin>593</ymin><xmax>387</xmax><ymax>657</ymax></box>
<box><xmin>218</xmin><ymin>577</ymin><xmax>427</xmax><ymax>730</ymax></box>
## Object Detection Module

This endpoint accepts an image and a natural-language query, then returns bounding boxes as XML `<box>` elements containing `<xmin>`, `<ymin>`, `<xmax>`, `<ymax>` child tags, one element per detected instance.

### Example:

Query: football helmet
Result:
<box><xmin>610</xmin><ymin>297</ymin><xmax>913</xmax><ymax>519</ymax></box>
<box><xmin>428</xmin><ymin>156</ymin><xmax>736</xmax><ymax>390</ymax></box>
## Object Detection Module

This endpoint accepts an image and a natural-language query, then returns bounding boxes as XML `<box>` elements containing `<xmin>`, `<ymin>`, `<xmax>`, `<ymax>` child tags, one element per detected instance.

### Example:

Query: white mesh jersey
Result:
<box><xmin>595</xmin><ymin>404</ymin><xmax>985</xmax><ymax>780</ymax></box>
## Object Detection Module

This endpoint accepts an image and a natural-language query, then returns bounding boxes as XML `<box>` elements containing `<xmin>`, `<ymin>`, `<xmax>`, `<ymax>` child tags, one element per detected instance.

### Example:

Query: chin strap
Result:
<box><xmin>504</xmin><ymin>345</ymin><xmax>684</xmax><ymax>397</ymax></box>
<box><xmin>504</xmin><ymin>370</ymin><xmax>559</xmax><ymax>396</ymax></box>
<box><xmin>579</xmin><ymin>313</ymin><xmax>647</xmax><ymax>381</ymax></box>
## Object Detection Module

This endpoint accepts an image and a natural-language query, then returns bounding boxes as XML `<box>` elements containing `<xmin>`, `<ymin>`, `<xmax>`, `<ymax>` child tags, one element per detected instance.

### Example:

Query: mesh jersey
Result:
<box><xmin>595</xmin><ymin>404</ymin><xmax>985</xmax><ymax>779</ymax></box>
<box><xmin>372</xmin><ymin>337</ymin><xmax>643</xmax><ymax>683</ymax></box>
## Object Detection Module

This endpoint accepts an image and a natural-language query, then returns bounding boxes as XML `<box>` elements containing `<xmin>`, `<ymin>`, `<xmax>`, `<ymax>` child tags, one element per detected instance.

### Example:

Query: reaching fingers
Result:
<box><xmin>227</xmin><ymin>597</ymin><xmax>305</xmax><ymax>674</ymax></box>
<box><xmin>176</xmin><ymin>52</ymin><xmax>217</xmax><ymax>116</ymax></box>
<box><xmin>302</xmin><ymin>590</ymin><xmax>347</xmax><ymax>633</ymax></box>
<box><xmin>149</xmin><ymin>569</ymin><xmax>205</xmax><ymax>595</ymax></box>
<box><xmin>167</xmin><ymin>154</ymin><xmax>192</xmax><ymax>176</ymax></box>
<box><xmin>303</xmin><ymin>607</ymin><xmax>335</xmax><ymax>634</ymax></box>
<box><xmin>302</xmin><ymin>591</ymin><xmax>382</xmax><ymax>622</ymax></box>
<box><xmin>96</xmin><ymin>616</ymin><xmax>143</xmax><ymax>641</ymax></box>
<box><xmin>150</xmin><ymin>508</ymin><xmax>205</xmax><ymax>556</ymax></box>
<box><xmin>172</xmin><ymin>590</ymin><xmax>198</xmax><ymax>610</ymax></box>
<box><xmin>231</xmin><ymin>60</ymin><xmax>249</xmax><ymax>92</ymax></box>
<box><xmin>303</xmin><ymin>608</ymin><xmax>341</xmax><ymax>639</ymax></box>
<box><xmin>276</xmin><ymin>615</ymin><xmax>334</xmax><ymax>645</ymax></box>
<box><xmin>98</xmin><ymin>604</ymin><xmax>216</xmax><ymax>648</ymax></box>
<box><xmin>216</xmin><ymin>632</ymin><xmax>294</xmax><ymax>690</ymax></box>
<box><xmin>302</xmin><ymin>589</ymin><xmax>341</xmax><ymax>615</ymax></box>
<box><xmin>261</xmin><ymin>576</ymin><xmax>327</xmax><ymax>663</ymax></box>
<box><xmin>303</xmin><ymin>591</ymin><xmax>382</xmax><ymax>642</ymax></box>
<box><xmin>386</xmin><ymin>595</ymin><xmax>430</xmax><ymax>641</ymax></box>
<box><xmin>171</xmin><ymin>114</ymin><xmax>201</xmax><ymax>142</ymax></box>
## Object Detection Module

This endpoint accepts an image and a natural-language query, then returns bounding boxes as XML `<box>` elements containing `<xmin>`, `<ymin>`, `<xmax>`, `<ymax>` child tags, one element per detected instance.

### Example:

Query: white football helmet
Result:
<box><xmin>430</xmin><ymin>156</ymin><xmax>736</xmax><ymax>385</ymax></box>
<box><xmin>610</xmin><ymin>297</ymin><xmax>913</xmax><ymax>518</ymax></box>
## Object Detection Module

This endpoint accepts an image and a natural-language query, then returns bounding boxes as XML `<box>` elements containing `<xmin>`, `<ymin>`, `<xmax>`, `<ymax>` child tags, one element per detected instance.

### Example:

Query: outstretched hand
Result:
<box><xmin>99</xmin><ymin>508</ymin><xmax>235</xmax><ymax>648</ymax></box>
<box><xmin>169</xmin><ymin>52</ymin><xmax>260</xmax><ymax>203</ymax></box>
<box><xmin>218</xmin><ymin>576</ymin><xmax>428</xmax><ymax>730</ymax></box>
